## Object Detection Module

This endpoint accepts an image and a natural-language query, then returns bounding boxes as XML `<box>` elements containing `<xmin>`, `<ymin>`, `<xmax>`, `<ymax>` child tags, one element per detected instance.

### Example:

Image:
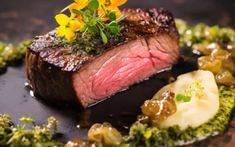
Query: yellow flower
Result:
<box><xmin>62</xmin><ymin>0</ymin><xmax>89</xmax><ymax>14</ymax></box>
<box><xmin>110</xmin><ymin>0</ymin><xmax>127</xmax><ymax>7</ymax></box>
<box><xmin>98</xmin><ymin>6</ymin><xmax>122</xmax><ymax>21</ymax></box>
<box><xmin>70</xmin><ymin>0</ymin><xmax>89</xmax><ymax>11</ymax></box>
<box><xmin>57</xmin><ymin>26</ymin><xmax>76</xmax><ymax>42</ymax></box>
<box><xmin>69</xmin><ymin>20</ymin><xmax>83</xmax><ymax>32</ymax></box>
<box><xmin>98</xmin><ymin>0</ymin><xmax>127</xmax><ymax>21</ymax></box>
<box><xmin>55</xmin><ymin>14</ymin><xmax>70</xmax><ymax>26</ymax></box>
<box><xmin>55</xmin><ymin>14</ymin><xmax>84</xmax><ymax>42</ymax></box>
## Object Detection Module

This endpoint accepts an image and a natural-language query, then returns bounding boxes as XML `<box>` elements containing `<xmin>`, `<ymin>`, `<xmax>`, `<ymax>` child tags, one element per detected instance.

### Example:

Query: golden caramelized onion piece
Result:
<box><xmin>216</xmin><ymin>70</ymin><xmax>235</xmax><ymax>86</ymax></box>
<box><xmin>198</xmin><ymin>56</ymin><xmax>222</xmax><ymax>74</ymax></box>
<box><xmin>140</xmin><ymin>91</ymin><xmax>177</xmax><ymax>126</ymax></box>
<box><xmin>198</xmin><ymin>47</ymin><xmax>235</xmax><ymax>85</ymax></box>
<box><xmin>88</xmin><ymin>123</ymin><xmax>122</xmax><ymax>146</ymax></box>
<box><xmin>175</xmin><ymin>19</ymin><xmax>235</xmax><ymax>86</ymax></box>
<box><xmin>211</xmin><ymin>48</ymin><xmax>230</xmax><ymax>60</ymax></box>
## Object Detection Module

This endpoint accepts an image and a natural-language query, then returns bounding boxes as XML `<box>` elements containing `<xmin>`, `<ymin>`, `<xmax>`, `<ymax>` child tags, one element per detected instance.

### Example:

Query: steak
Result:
<box><xmin>26</xmin><ymin>8</ymin><xmax>180</xmax><ymax>108</ymax></box>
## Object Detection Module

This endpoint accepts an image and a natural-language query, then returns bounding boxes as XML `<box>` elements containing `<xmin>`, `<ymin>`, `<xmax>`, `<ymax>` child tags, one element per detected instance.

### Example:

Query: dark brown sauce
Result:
<box><xmin>23</xmin><ymin>52</ymin><xmax>199</xmax><ymax>136</ymax></box>
<box><xmin>24</xmin><ymin>82</ymin><xmax>35</xmax><ymax>97</ymax></box>
<box><xmin>77</xmin><ymin>110</ymin><xmax>92</xmax><ymax>129</ymax></box>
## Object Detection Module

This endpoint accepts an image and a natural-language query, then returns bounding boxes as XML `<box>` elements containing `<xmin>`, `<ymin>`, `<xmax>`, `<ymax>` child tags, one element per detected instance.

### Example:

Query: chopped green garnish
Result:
<box><xmin>143</xmin><ymin>129</ymin><xmax>152</xmax><ymax>139</ymax></box>
<box><xmin>20</xmin><ymin>116</ymin><xmax>35</xmax><ymax>124</ymax></box>
<box><xmin>0</xmin><ymin>40</ymin><xmax>32</xmax><ymax>73</ymax></box>
<box><xmin>176</xmin><ymin>94</ymin><xmax>191</xmax><ymax>102</ymax></box>
<box><xmin>0</xmin><ymin>114</ymin><xmax>63</xmax><ymax>147</ymax></box>
<box><xmin>175</xmin><ymin>79</ymin><xmax>204</xmax><ymax>103</ymax></box>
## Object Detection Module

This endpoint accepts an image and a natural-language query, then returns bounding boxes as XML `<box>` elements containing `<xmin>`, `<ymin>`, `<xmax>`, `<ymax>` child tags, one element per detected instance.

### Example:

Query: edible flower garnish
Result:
<box><xmin>98</xmin><ymin>0</ymin><xmax>127</xmax><ymax>20</ymax></box>
<box><xmin>55</xmin><ymin>0</ymin><xmax>127</xmax><ymax>44</ymax></box>
<box><xmin>68</xmin><ymin>0</ymin><xmax>89</xmax><ymax>12</ymax></box>
<box><xmin>55</xmin><ymin>14</ymin><xmax>83</xmax><ymax>42</ymax></box>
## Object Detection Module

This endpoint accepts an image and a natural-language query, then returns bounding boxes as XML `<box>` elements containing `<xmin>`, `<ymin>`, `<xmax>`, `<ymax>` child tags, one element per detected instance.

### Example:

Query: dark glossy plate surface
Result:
<box><xmin>1</xmin><ymin>0</ymin><xmax>235</xmax><ymax>146</ymax></box>
<box><xmin>0</xmin><ymin>58</ymin><xmax>196</xmax><ymax>140</ymax></box>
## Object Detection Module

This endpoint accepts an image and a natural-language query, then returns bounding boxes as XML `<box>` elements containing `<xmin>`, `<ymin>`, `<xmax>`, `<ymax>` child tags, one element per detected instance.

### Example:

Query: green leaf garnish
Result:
<box><xmin>88</xmin><ymin>0</ymin><xmax>99</xmax><ymax>11</ymax></box>
<box><xmin>20</xmin><ymin>116</ymin><xmax>35</xmax><ymax>124</ymax></box>
<box><xmin>108</xmin><ymin>11</ymin><xmax>117</xmax><ymax>22</ymax></box>
<box><xmin>88</xmin><ymin>26</ymin><xmax>98</xmax><ymax>34</ymax></box>
<box><xmin>72</xmin><ymin>9</ymin><xmax>82</xmax><ymax>15</ymax></box>
<box><xmin>89</xmin><ymin>17</ymin><xmax>97</xmax><ymax>26</ymax></box>
<box><xmin>176</xmin><ymin>94</ymin><xmax>191</xmax><ymax>102</ymax></box>
<box><xmin>100</xmin><ymin>30</ymin><xmax>108</xmax><ymax>44</ymax></box>
<box><xmin>109</xmin><ymin>22</ymin><xmax>120</xmax><ymax>34</ymax></box>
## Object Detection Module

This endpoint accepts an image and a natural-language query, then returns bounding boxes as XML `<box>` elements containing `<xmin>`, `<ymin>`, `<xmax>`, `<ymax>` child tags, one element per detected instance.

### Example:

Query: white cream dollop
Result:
<box><xmin>155</xmin><ymin>70</ymin><xmax>219</xmax><ymax>130</ymax></box>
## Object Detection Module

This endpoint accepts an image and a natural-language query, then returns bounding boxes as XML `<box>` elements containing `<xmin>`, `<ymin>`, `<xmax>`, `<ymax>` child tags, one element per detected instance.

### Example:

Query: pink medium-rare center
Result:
<box><xmin>73</xmin><ymin>35</ymin><xmax>178</xmax><ymax>107</ymax></box>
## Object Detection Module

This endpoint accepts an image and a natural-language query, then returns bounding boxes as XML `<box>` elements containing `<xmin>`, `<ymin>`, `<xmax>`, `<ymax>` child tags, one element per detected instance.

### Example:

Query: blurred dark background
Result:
<box><xmin>0</xmin><ymin>0</ymin><xmax>235</xmax><ymax>43</ymax></box>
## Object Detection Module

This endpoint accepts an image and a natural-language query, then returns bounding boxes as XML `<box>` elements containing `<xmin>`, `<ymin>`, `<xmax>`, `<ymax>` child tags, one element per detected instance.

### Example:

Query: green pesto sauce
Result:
<box><xmin>175</xmin><ymin>19</ymin><xmax>235</xmax><ymax>50</ymax></box>
<box><xmin>0</xmin><ymin>114</ymin><xmax>63</xmax><ymax>147</ymax></box>
<box><xmin>0</xmin><ymin>40</ymin><xmax>32</xmax><ymax>72</ymax></box>
<box><xmin>122</xmin><ymin>86</ymin><xmax>235</xmax><ymax>147</ymax></box>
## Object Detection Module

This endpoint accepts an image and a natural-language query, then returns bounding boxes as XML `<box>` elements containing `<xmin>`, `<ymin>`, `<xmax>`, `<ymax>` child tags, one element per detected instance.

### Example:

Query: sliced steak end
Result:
<box><xmin>26</xmin><ymin>8</ymin><xmax>180</xmax><ymax>108</ymax></box>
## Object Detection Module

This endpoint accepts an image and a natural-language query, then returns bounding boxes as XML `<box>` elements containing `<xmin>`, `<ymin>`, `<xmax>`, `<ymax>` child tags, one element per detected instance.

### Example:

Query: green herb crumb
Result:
<box><xmin>0</xmin><ymin>114</ymin><xmax>63</xmax><ymax>147</ymax></box>
<box><xmin>176</xmin><ymin>94</ymin><xmax>191</xmax><ymax>102</ymax></box>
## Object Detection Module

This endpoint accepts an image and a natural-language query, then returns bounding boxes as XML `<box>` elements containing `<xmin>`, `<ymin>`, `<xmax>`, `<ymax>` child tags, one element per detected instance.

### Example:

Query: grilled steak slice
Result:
<box><xmin>26</xmin><ymin>8</ymin><xmax>180</xmax><ymax>108</ymax></box>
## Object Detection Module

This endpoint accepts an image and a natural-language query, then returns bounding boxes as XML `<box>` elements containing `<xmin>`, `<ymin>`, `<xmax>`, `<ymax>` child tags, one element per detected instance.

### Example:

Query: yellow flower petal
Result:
<box><xmin>76</xmin><ymin>14</ymin><xmax>83</xmax><ymax>21</ymax></box>
<box><xmin>98</xmin><ymin>7</ymin><xmax>105</xmax><ymax>16</ymax></box>
<box><xmin>98</xmin><ymin>7</ymin><xmax>109</xmax><ymax>21</ymax></box>
<box><xmin>111</xmin><ymin>0</ymin><xmax>127</xmax><ymax>6</ymax></box>
<box><xmin>99</xmin><ymin>0</ymin><xmax>109</xmax><ymax>6</ymax></box>
<box><xmin>69</xmin><ymin>20</ymin><xmax>83</xmax><ymax>32</ymax></box>
<box><xmin>99</xmin><ymin>0</ymin><xmax>106</xmax><ymax>4</ymax></box>
<box><xmin>98</xmin><ymin>6</ymin><xmax>122</xmax><ymax>21</ymax></box>
<box><xmin>62</xmin><ymin>0</ymin><xmax>89</xmax><ymax>13</ymax></box>
<box><xmin>64</xmin><ymin>28</ymin><xmax>76</xmax><ymax>43</ymax></box>
<box><xmin>57</xmin><ymin>26</ymin><xmax>67</xmax><ymax>37</ymax></box>
<box><xmin>69</xmin><ymin>3</ymin><xmax>79</xmax><ymax>13</ymax></box>
<box><xmin>57</xmin><ymin>26</ymin><xmax>76</xmax><ymax>43</ymax></box>
<box><xmin>112</xmin><ymin>7</ymin><xmax>122</xmax><ymax>18</ymax></box>
<box><xmin>74</xmin><ymin>0</ymin><xmax>89</xmax><ymax>10</ymax></box>
<box><xmin>55</xmin><ymin>14</ymin><xmax>70</xmax><ymax>26</ymax></box>
<box><xmin>70</xmin><ymin>10</ymin><xmax>77</xmax><ymax>19</ymax></box>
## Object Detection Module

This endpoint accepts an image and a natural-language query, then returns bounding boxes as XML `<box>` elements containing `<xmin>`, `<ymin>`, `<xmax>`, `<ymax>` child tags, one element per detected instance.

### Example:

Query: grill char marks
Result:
<box><xmin>26</xmin><ymin>8</ymin><xmax>180</xmax><ymax>108</ymax></box>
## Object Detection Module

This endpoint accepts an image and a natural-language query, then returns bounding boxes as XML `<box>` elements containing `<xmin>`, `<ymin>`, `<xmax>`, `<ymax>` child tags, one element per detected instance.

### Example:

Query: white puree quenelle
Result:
<box><xmin>155</xmin><ymin>70</ymin><xmax>219</xmax><ymax>130</ymax></box>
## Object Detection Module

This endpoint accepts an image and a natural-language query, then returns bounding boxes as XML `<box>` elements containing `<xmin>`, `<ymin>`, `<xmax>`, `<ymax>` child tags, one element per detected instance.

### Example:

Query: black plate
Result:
<box><xmin>0</xmin><ymin>57</ymin><xmax>195</xmax><ymax>140</ymax></box>
<box><xmin>1</xmin><ymin>58</ymin><xmax>235</xmax><ymax>146</ymax></box>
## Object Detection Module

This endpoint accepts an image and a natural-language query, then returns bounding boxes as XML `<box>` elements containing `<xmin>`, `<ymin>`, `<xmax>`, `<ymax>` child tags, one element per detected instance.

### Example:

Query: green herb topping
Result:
<box><xmin>55</xmin><ymin>0</ymin><xmax>127</xmax><ymax>44</ymax></box>
<box><xmin>0</xmin><ymin>40</ymin><xmax>32</xmax><ymax>73</ymax></box>
<box><xmin>176</xmin><ymin>94</ymin><xmax>191</xmax><ymax>102</ymax></box>
<box><xmin>0</xmin><ymin>114</ymin><xmax>63</xmax><ymax>147</ymax></box>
